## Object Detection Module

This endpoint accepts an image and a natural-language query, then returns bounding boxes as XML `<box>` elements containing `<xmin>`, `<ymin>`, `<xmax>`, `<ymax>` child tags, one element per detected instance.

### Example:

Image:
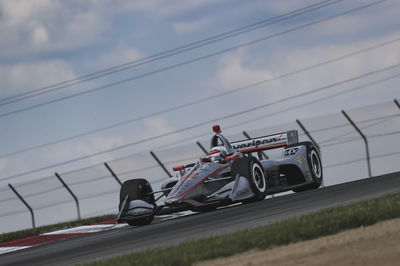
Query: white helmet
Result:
<box><xmin>207</xmin><ymin>146</ymin><xmax>228</xmax><ymax>162</ymax></box>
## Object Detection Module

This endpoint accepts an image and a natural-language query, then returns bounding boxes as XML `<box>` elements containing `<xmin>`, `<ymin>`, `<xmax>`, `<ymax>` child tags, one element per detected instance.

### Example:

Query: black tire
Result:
<box><xmin>119</xmin><ymin>178</ymin><xmax>155</xmax><ymax>226</ymax></box>
<box><xmin>231</xmin><ymin>156</ymin><xmax>267</xmax><ymax>202</ymax></box>
<box><xmin>291</xmin><ymin>142</ymin><xmax>323</xmax><ymax>192</ymax></box>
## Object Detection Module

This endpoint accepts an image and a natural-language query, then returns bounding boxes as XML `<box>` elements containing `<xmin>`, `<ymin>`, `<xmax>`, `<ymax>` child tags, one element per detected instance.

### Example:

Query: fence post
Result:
<box><xmin>55</xmin><ymin>172</ymin><xmax>81</xmax><ymax>220</ymax></box>
<box><xmin>394</xmin><ymin>99</ymin><xmax>400</xmax><ymax>109</ymax></box>
<box><xmin>342</xmin><ymin>110</ymin><xmax>372</xmax><ymax>178</ymax></box>
<box><xmin>196</xmin><ymin>141</ymin><xmax>208</xmax><ymax>154</ymax></box>
<box><xmin>242</xmin><ymin>131</ymin><xmax>269</xmax><ymax>159</ymax></box>
<box><xmin>296</xmin><ymin>119</ymin><xmax>321</xmax><ymax>153</ymax></box>
<box><xmin>104</xmin><ymin>162</ymin><xmax>122</xmax><ymax>186</ymax></box>
<box><xmin>8</xmin><ymin>183</ymin><xmax>35</xmax><ymax>228</ymax></box>
<box><xmin>150</xmin><ymin>151</ymin><xmax>172</xmax><ymax>178</ymax></box>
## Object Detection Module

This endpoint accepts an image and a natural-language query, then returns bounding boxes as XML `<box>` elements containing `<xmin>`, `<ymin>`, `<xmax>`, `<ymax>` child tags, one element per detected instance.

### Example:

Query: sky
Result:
<box><xmin>0</xmin><ymin>0</ymin><xmax>399</xmax><ymax>189</ymax></box>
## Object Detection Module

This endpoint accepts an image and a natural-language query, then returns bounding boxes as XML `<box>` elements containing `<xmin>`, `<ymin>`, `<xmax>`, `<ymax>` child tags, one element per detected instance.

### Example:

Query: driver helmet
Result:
<box><xmin>207</xmin><ymin>146</ymin><xmax>228</xmax><ymax>162</ymax></box>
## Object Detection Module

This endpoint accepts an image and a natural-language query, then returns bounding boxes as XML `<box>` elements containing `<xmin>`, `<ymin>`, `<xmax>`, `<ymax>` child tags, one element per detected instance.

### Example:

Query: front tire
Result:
<box><xmin>119</xmin><ymin>178</ymin><xmax>155</xmax><ymax>226</ymax></box>
<box><xmin>231</xmin><ymin>156</ymin><xmax>268</xmax><ymax>202</ymax></box>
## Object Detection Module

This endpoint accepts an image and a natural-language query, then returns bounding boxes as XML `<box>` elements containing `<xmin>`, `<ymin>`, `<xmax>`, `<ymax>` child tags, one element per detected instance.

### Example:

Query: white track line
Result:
<box><xmin>0</xmin><ymin>246</ymin><xmax>31</xmax><ymax>255</ymax></box>
<box><xmin>43</xmin><ymin>224</ymin><xmax>128</xmax><ymax>235</ymax></box>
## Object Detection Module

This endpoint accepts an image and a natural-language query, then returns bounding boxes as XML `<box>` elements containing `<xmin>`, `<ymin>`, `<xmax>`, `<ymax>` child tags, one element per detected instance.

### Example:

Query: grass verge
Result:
<box><xmin>82</xmin><ymin>192</ymin><xmax>400</xmax><ymax>266</ymax></box>
<box><xmin>1</xmin><ymin>214</ymin><xmax>115</xmax><ymax>242</ymax></box>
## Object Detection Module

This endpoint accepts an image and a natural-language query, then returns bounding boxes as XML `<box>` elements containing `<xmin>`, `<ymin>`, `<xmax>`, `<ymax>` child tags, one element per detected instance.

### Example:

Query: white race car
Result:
<box><xmin>117</xmin><ymin>125</ymin><xmax>323</xmax><ymax>226</ymax></box>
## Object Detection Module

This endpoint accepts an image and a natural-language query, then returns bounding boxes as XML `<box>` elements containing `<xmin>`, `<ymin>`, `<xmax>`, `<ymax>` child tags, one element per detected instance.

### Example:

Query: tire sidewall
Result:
<box><xmin>306</xmin><ymin>143</ymin><xmax>323</xmax><ymax>187</ymax></box>
<box><xmin>250</xmin><ymin>159</ymin><xmax>267</xmax><ymax>195</ymax></box>
<box><xmin>232</xmin><ymin>156</ymin><xmax>267</xmax><ymax>201</ymax></box>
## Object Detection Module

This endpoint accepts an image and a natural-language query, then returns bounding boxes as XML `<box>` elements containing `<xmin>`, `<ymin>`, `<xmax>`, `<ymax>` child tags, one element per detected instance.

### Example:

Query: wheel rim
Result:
<box><xmin>310</xmin><ymin>150</ymin><xmax>322</xmax><ymax>179</ymax></box>
<box><xmin>252</xmin><ymin>163</ymin><xmax>266</xmax><ymax>192</ymax></box>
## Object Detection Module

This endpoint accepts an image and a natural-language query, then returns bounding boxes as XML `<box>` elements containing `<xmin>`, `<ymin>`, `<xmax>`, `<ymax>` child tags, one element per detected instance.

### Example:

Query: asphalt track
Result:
<box><xmin>1</xmin><ymin>171</ymin><xmax>400</xmax><ymax>266</ymax></box>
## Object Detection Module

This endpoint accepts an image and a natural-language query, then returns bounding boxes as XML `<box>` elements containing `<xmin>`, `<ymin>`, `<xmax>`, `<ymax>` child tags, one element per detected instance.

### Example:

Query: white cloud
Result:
<box><xmin>76</xmin><ymin>136</ymin><xmax>125</xmax><ymax>164</ymax></box>
<box><xmin>144</xmin><ymin>117</ymin><xmax>175</xmax><ymax>136</ymax></box>
<box><xmin>0</xmin><ymin>0</ymin><xmax>109</xmax><ymax>59</ymax></box>
<box><xmin>36</xmin><ymin>135</ymin><xmax>125</xmax><ymax>168</ymax></box>
<box><xmin>277</xmin><ymin>34</ymin><xmax>400</xmax><ymax>90</ymax></box>
<box><xmin>210</xmin><ymin>32</ymin><xmax>400</xmax><ymax>124</ymax></box>
<box><xmin>91</xmin><ymin>44</ymin><xmax>145</xmax><ymax>69</ymax></box>
<box><xmin>0</xmin><ymin>159</ymin><xmax>8</xmax><ymax>171</ymax></box>
<box><xmin>121</xmin><ymin>0</ymin><xmax>226</xmax><ymax>17</ymax></box>
<box><xmin>172</xmin><ymin>18</ymin><xmax>213</xmax><ymax>34</ymax></box>
<box><xmin>0</xmin><ymin>60</ymin><xmax>76</xmax><ymax>97</ymax></box>
<box><xmin>0</xmin><ymin>0</ymin><xmax>228</xmax><ymax>60</ymax></box>
<box><xmin>215</xmin><ymin>50</ymin><xmax>275</xmax><ymax>90</ymax></box>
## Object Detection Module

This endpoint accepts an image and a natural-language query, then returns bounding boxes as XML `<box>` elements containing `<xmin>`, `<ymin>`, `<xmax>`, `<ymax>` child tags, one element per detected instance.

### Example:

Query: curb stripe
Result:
<box><xmin>0</xmin><ymin>233</ymin><xmax>83</xmax><ymax>247</ymax></box>
<box><xmin>0</xmin><ymin>246</ymin><xmax>31</xmax><ymax>255</ymax></box>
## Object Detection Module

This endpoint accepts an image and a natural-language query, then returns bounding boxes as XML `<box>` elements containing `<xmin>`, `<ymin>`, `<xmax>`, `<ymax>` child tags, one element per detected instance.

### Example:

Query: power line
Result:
<box><xmin>0</xmin><ymin>0</ymin><xmax>387</xmax><ymax>119</ymax></box>
<box><xmin>155</xmin><ymin>98</ymin><xmax>400</xmax><ymax>152</ymax></box>
<box><xmin>219</xmin><ymin>71</ymin><xmax>400</xmax><ymax>132</ymax></box>
<box><xmin>1</xmin><ymin>62</ymin><xmax>399</xmax><ymax>182</ymax></box>
<box><xmin>2</xmin><ymin>34</ymin><xmax>399</xmax><ymax>159</ymax></box>
<box><xmin>320</xmin><ymin>127</ymin><xmax>400</xmax><ymax>148</ymax></box>
<box><xmin>0</xmin><ymin>0</ymin><xmax>344</xmax><ymax>106</ymax></box>
<box><xmin>2</xmin><ymin>115</ymin><xmax>398</xmax><ymax>204</ymax></box>
<box><xmin>325</xmin><ymin>150</ymin><xmax>400</xmax><ymax>168</ymax></box>
<box><xmin>318</xmin><ymin>115</ymin><xmax>395</xmax><ymax>145</ymax></box>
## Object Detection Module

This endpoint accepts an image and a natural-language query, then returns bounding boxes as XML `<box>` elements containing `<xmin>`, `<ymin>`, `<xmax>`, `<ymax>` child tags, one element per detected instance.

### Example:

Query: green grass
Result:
<box><xmin>82</xmin><ymin>192</ymin><xmax>400</xmax><ymax>266</ymax></box>
<box><xmin>1</xmin><ymin>214</ymin><xmax>116</xmax><ymax>242</ymax></box>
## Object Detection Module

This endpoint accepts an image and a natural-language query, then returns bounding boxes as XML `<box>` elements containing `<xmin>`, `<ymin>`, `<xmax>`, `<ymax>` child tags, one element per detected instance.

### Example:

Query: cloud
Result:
<box><xmin>0</xmin><ymin>0</ymin><xmax>231</xmax><ymax>61</ymax></box>
<box><xmin>0</xmin><ymin>60</ymin><xmax>76</xmax><ymax>97</ymax></box>
<box><xmin>0</xmin><ymin>0</ymin><xmax>109</xmax><ymax>59</ymax></box>
<box><xmin>75</xmin><ymin>136</ymin><xmax>125</xmax><ymax>164</ymax></box>
<box><xmin>172</xmin><ymin>18</ymin><xmax>213</xmax><ymax>34</ymax></box>
<box><xmin>215</xmin><ymin>50</ymin><xmax>275</xmax><ymax>90</ymax></box>
<box><xmin>90</xmin><ymin>44</ymin><xmax>146</xmax><ymax>69</ymax></box>
<box><xmin>121</xmin><ymin>0</ymin><xmax>226</xmax><ymax>17</ymax></box>
<box><xmin>210</xmin><ymin>32</ymin><xmax>400</xmax><ymax>124</ymax></box>
<box><xmin>0</xmin><ymin>159</ymin><xmax>8</xmax><ymax>171</ymax></box>
<box><xmin>144</xmin><ymin>117</ymin><xmax>175</xmax><ymax>136</ymax></box>
<box><xmin>36</xmin><ymin>135</ymin><xmax>126</xmax><ymax>168</ymax></box>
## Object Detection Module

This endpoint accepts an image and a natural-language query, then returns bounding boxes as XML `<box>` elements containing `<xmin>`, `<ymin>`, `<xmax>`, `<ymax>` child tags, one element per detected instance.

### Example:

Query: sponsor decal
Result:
<box><xmin>233</xmin><ymin>134</ymin><xmax>285</xmax><ymax>150</ymax></box>
<box><xmin>284</xmin><ymin>148</ymin><xmax>299</xmax><ymax>156</ymax></box>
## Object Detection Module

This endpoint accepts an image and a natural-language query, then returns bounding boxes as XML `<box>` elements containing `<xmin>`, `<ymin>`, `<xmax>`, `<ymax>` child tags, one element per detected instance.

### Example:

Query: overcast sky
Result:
<box><xmin>0</xmin><ymin>0</ymin><xmax>399</xmax><ymax>187</ymax></box>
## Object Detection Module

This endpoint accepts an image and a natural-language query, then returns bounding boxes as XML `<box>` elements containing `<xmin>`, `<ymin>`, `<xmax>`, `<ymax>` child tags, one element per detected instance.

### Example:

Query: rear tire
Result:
<box><xmin>231</xmin><ymin>156</ymin><xmax>267</xmax><ymax>202</ymax></box>
<box><xmin>292</xmin><ymin>142</ymin><xmax>323</xmax><ymax>193</ymax></box>
<box><xmin>119</xmin><ymin>179</ymin><xmax>155</xmax><ymax>226</ymax></box>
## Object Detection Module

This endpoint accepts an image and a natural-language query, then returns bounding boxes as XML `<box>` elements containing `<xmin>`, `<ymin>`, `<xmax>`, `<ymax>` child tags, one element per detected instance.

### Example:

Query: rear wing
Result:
<box><xmin>231</xmin><ymin>130</ymin><xmax>298</xmax><ymax>154</ymax></box>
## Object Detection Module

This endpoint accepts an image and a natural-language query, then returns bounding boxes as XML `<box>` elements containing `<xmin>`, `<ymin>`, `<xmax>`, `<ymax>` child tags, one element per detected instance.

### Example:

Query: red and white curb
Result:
<box><xmin>0</xmin><ymin>212</ymin><xmax>194</xmax><ymax>255</ymax></box>
<box><xmin>0</xmin><ymin>220</ymin><xmax>127</xmax><ymax>255</ymax></box>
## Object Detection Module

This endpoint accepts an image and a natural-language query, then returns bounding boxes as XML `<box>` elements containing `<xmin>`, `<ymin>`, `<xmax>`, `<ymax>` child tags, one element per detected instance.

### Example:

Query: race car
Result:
<box><xmin>116</xmin><ymin>125</ymin><xmax>323</xmax><ymax>226</ymax></box>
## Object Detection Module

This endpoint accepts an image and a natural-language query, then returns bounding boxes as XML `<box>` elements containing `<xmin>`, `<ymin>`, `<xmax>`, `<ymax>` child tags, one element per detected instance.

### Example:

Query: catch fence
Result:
<box><xmin>1</xmin><ymin>99</ymin><xmax>399</xmax><ymax>233</ymax></box>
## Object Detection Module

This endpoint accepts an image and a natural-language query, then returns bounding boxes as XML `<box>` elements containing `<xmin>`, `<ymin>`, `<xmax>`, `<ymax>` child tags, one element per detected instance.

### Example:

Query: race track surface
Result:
<box><xmin>1</xmin><ymin>172</ymin><xmax>400</xmax><ymax>266</ymax></box>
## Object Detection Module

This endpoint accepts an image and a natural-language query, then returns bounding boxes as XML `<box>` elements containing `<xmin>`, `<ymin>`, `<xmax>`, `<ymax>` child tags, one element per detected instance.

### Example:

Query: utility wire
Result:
<box><xmin>150</xmin><ymin>102</ymin><xmax>400</xmax><ymax>152</ymax></box>
<box><xmin>0</xmin><ymin>0</ymin><xmax>344</xmax><ymax>106</ymax></box>
<box><xmin>3</xmin><ymin>126</ymin><xmax>398</xmax><ymax>204</ymax></box>
<box><xmin>318</xmin><ymin>115</ymin><xmax>394</xmax><ymax>145</ymax></box>
<box><xmin>2</xmin><ymin>35</ymin><xmax>399</xmax><ymax>159</ymax></box>
<box><xmin>0</xmin><ymin>0</ymin><xmax>387</xmax><ymax>119</ymax></box>
<box><xmin>325</xmin><ymin>150</ymin><xmax>400</xmax><ymax>168</ymax></box>
<box><xmin>307</xmin><ymin>113</ymin><xmax>400</xmax><ymax>134</ymax></box>
<box><xmin>1</xmin><ymin>62</ymin><xmax>399</xmax><ymax>182</ymax></box>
